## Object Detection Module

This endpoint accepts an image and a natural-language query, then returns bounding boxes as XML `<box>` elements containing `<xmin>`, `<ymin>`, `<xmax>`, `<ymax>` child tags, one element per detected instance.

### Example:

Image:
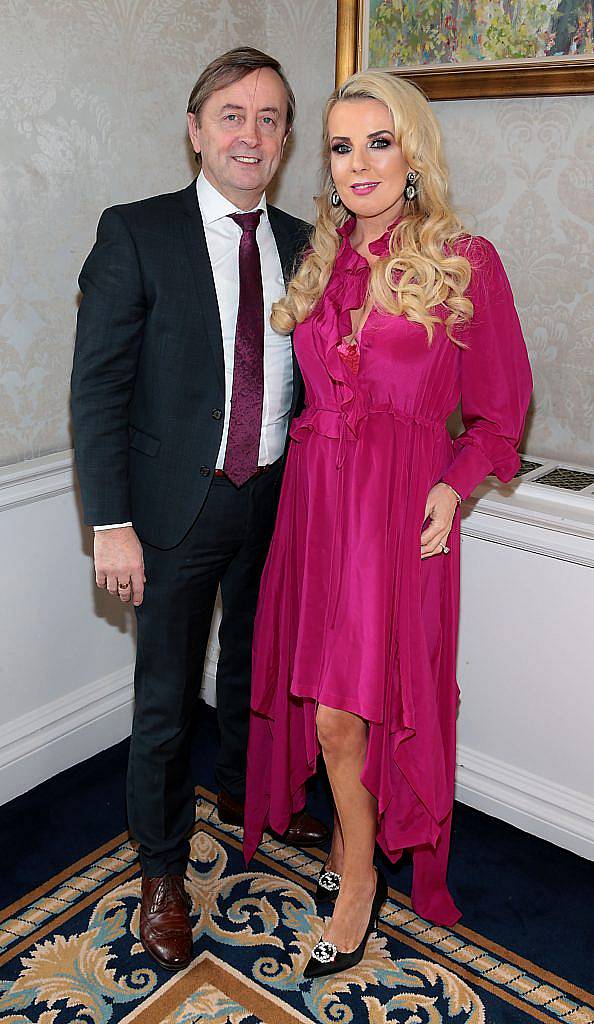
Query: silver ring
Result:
<box><xmin>442</xmin><ymin>545</ymin><xmax>450</xmax><ymax>554</ymax></box>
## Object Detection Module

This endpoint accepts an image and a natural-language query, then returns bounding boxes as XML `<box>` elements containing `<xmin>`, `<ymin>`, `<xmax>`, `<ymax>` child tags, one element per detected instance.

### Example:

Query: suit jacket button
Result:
<box><xmin>200</xmin><ymin>466</ymin><xmax>211</xmax><ymax>477</ymax></box>
<box><xmin>211</xmin><ymin>408</ymin><xmax>222</xmax><ymax>420</ymax></box>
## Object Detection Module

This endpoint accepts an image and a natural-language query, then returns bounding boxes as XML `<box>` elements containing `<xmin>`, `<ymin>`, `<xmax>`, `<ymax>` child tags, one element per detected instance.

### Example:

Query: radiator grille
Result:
<box><xmin>492</xmin><ymin>457</ymin><xmax>594</xmax><ymax>495</ymax></box>
<box><xmin>514</xmin><ymin>459</ymin><xmax>543</xmax><ymax>477</ymax></box>
<box><xmin>536</xmin><ymin>468</ymin><xmax>594</xmax><ymax>491</ymax></box>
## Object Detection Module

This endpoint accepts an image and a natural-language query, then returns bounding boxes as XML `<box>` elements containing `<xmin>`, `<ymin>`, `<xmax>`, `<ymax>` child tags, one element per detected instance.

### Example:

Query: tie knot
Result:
<box><xmin>229</xmin><ymin>210</ymin><xmax>262</xmax><ymax>233</ymax></box>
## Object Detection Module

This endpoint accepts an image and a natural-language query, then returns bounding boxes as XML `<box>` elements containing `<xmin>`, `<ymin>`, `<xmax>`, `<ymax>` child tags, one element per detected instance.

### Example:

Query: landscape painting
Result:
<box><xmin>368</xmin><ymin>0</ymin><xmax>593</xmax><ymax>68</ymax></box>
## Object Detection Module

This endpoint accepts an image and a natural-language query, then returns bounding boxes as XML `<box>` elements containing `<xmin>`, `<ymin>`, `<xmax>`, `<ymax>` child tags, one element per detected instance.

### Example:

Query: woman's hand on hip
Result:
<box><xmin>420</xmin><ymin>483</ymin><xmax>458</xmax><ymax>559</ymax></box>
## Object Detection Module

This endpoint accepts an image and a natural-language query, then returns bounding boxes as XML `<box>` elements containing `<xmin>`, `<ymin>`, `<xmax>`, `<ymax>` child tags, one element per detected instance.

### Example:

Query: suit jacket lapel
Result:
<box><xmin>180</xmin><ymin>186</ymin><xmax>304</xmax><ymax>415</ymax></box>
<box><xmin>268</xmin><ymin>205</ymin><xmax>298</xmax><ymax>286</ymax></box>
<box><xmin>181</xmin><ymin>180</ymin><xmax>225</xmax><ymax>390</ymax></box>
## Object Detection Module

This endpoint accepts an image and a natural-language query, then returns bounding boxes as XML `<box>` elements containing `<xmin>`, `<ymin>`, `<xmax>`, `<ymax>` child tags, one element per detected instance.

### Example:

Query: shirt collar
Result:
<box><xmin>196</xmin><ymin>171</ymin><xmax>268</xmax><ymax>225</ymax></box>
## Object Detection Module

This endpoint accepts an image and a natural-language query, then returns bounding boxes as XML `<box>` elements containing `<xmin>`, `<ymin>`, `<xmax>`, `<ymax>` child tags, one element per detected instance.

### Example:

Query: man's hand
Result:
<box><xmin>94</xmin><ymin>526</ymin><xmax>145</xmax><ymax>606</ymax></box>
<box><xmin>420</xmin><ymin>483</ymin><xmax>459</xmax><ymax>559</ymax></box>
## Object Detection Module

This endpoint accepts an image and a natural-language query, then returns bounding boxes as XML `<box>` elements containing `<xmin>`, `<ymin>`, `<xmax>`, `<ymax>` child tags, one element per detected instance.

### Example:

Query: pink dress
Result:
<box><xmin>243</xmin><ymin>218</ymin><xmax>532</xmax><ymax>926</ymax></box>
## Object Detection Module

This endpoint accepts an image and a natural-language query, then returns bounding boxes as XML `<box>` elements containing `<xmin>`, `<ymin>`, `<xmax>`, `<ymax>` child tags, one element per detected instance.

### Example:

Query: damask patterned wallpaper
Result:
<box><xmin>435</xmin><ymin>95</ymin><xmax>594</xmax><ymax>466</ymax></box>
<box><xmin>0</xmin><ymin>1</ymin><xmax>592</xmax><ymax>467</ymax></box>
<box><xmin>0</xmin><ymin>0</ymin><xmax>335</xmax><ymax>466</ymax></box>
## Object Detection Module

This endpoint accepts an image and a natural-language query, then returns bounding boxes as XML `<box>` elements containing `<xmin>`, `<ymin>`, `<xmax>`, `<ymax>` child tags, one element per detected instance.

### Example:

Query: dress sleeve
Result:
<box><xmin>441</xmin><ymin>237</ymin><xmax>533</xmax><ymax>502</ymax></box>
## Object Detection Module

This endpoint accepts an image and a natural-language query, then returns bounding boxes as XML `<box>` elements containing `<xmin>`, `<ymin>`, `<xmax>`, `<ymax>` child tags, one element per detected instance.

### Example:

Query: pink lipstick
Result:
<box><xmin>350</xmin><ymin>182</ymin><xmax>380</xmax><ymax>195</ymax></box>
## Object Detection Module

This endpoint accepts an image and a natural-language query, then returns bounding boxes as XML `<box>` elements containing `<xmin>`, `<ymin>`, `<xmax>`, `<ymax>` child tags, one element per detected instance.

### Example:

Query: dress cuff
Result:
<box><xmin>441</xmin><ymin>444</ymin><xmax>493</xmax><ymax>502</ymax></box>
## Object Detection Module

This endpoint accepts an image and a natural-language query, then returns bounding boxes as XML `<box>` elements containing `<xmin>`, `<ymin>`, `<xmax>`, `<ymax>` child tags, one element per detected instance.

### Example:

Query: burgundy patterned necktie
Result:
<box><xmin>223</xmin><ymin>210</ymin><xmax>264</xmax><ymax>487</ymax></box>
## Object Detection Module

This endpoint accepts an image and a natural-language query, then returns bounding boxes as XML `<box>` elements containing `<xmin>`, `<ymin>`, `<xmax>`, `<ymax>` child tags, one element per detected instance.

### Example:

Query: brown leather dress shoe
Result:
<box><xmin>217</xmin><ymin>790</ymin><xmax>329</xmax><ymax>847</ymax></box>
<box><xmin>140</xmin><ymin>874</ymin><xmax>192</xmax><ymax>971</ymax></box>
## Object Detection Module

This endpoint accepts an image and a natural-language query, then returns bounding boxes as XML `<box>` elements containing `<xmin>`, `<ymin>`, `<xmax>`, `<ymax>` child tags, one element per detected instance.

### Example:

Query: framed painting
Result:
<box><xmin>336</xmin><ymin>0</ymin><xmax>594</xmax><ymax>97</ymax></box>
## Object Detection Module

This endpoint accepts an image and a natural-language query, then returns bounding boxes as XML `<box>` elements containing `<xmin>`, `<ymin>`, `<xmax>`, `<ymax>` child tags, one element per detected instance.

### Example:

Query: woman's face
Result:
<box><xmin>328</xmin><ymin>98</ymin><xmax>410</xmax><ymax>224</ymax></box>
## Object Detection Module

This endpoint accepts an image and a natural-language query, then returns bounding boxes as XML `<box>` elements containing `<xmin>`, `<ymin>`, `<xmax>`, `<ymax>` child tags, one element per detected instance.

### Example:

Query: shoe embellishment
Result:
<box><xmin>318</xmin><ymin>870</ymin><xmax>341</xmax><ymax>893</ymax></box>
<box><xmin>311</xmin><ymin>939</ymin><xmax>338</xmax><ymax>964</ymax></box>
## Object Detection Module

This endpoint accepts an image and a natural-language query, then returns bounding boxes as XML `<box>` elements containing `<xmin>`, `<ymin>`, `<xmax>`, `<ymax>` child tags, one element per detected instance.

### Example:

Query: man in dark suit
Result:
<box><xmin>71</xmin><ymin>47</ymin><xmax>327</xmax><ymax>972</ymax></box>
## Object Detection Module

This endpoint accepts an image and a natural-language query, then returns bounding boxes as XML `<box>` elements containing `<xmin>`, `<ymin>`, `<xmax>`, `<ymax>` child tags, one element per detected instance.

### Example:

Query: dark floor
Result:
<box><xmin>1</xmin><ymin>699</ymin><xmax>593</xmax><ymax>991</ymax></box>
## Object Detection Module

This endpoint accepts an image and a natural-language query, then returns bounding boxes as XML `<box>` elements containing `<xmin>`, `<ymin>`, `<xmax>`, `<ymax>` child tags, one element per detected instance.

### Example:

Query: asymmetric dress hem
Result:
<box><xmin>244</xmin><ymin>218</ymin><xmax>532</xmax><ymax>928</ymax></box>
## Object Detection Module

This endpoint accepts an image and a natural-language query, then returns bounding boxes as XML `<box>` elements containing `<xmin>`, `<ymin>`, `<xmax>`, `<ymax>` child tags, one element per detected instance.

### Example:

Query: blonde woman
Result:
<box><xmin>243</xmin><ymin>70</ymin><xmax>532</xmax><ymax>978</ymax></box>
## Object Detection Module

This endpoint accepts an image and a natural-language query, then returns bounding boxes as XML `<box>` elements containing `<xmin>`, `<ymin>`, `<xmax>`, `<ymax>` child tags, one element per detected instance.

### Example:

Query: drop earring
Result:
<box><xmin>331</xmin><ymin>186</ymin><xmax>342</xmax><ymax>208</ymax></box>
<box><xmin>404</xmin><ymin>170</ymin><xmax>418</xmax><ymax>201</ymax></box>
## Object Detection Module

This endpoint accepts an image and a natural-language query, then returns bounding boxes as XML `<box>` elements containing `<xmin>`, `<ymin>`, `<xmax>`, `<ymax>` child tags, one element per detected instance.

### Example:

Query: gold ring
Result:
<box><xmin>118</xmin><ymin>581</ymin><xmax>130</xmax><ymax>590</ymax></box>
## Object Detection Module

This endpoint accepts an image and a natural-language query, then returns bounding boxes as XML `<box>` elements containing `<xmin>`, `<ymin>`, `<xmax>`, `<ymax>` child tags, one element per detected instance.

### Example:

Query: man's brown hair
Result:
<box><xmin>187</xmin><ymin>47</ymin><xmax>296</xmax><ymax>161</ymax></box>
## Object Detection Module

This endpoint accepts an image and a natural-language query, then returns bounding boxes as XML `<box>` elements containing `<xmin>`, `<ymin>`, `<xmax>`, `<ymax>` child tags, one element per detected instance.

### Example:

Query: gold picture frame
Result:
<box><xmin>336</xmin><ymin>0</ymin><xmax>594</xmax><ymax>98</ymax></box>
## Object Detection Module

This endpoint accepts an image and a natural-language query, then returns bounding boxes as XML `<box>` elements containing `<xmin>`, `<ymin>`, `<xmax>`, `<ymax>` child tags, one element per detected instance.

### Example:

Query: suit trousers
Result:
<box><xmin>127</xmin><ymin>460</ymin><xmax>283</xmax><ymax>877</ymax></box>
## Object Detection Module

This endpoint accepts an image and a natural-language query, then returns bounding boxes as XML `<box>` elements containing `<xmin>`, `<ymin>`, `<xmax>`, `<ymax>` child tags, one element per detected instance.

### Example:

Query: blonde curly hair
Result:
<box><xmin>272</xmin><ymin>71</ymin><xmax>474</xmax><ymax>345</ymax></box>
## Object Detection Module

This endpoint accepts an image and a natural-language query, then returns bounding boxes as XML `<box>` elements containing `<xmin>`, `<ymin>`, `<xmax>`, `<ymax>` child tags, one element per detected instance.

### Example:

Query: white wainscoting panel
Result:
<box><xmin>0</xmin><ymin>451</ymin><xmax>136</xmax><ymax>802</ymax></box>
<box><xmin>1</xmin><ymin>452</ymin><xmax>593</xmax><ymax>864</ymax></box>
<box><xmin>456</xmin><ymin>478</ymin><xmax>594</xmax><ymax>859</ymax></box>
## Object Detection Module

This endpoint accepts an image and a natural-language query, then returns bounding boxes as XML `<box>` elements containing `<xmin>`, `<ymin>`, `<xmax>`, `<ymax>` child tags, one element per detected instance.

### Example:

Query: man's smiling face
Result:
<box><xmin>187</xmin><ymin>67</ymin><xmax>289</xmax><ymax>210</ymax></box>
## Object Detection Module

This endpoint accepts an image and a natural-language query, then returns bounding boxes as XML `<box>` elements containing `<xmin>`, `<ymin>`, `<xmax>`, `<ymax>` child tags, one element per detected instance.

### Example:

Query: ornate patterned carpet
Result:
<box><xmin>1</xmin><ymin>787</ymin><xmax>592</xmax><ymax>1024</ymax></box>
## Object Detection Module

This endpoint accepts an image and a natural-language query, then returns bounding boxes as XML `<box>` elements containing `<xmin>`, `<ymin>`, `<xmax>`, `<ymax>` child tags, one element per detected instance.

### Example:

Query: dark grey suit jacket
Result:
<box><xmin>71</xmin><ymin>179</ymin><xmax>311</xmax><ymax>549</ymax></box>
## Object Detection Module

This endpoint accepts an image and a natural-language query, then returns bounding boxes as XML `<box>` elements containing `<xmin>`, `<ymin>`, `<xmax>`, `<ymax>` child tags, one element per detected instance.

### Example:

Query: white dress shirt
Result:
<box><xmin>95</xmin><ymin>173</ymin><xmax>293</xmax><ymax>530</ymax></box>
<box><xmin>197</xmin><ymin>172</ymin><xmax>292</xmax><ymax>470</ymax></box>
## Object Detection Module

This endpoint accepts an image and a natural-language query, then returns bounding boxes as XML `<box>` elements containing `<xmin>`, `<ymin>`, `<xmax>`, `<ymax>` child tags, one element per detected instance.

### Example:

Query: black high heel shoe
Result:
<box><xmin>315</xmin><ymin>862</ymin><xmax>341</xmax><ymax>904</ymax></box>
<box><xmin>304</xmin><ymin>868</ymin><xmax>387</xmax><ymax>979</ymax></box>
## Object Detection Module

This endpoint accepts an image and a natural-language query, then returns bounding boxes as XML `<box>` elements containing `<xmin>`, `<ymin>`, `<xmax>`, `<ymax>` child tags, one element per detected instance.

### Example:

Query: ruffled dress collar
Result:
<box><xmin>335</xmin><ymin>215</ymin><xmax>400</xmax><ymax>268</ymax></box>
<box><xmin>327</xmin><ymin>217</ymin><xmax>400</xmax><ymax>376</ymax></box>
<box><xmin>293</xmin><ymin>218</ymin><xmax>402</xmax><ymax>459</ymax></box>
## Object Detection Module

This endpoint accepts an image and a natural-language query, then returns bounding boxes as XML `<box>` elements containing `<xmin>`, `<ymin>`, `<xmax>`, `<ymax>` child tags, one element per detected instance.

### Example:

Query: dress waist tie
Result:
<box><xmin>327</xmin><ymin>413</ymin><xmax>349</xmax><ymax>632</ymax></box>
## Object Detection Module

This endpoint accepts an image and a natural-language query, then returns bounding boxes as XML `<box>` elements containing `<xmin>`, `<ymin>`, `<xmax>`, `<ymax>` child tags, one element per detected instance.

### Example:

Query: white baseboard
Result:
<box><xmin>456</xmin><ymin>744</ymin><xmax>594</xmax><ymax>861</ymax></box>
<box><xmin>2</xmin><ymin>664</ymin><xmax>592</xmax><ymax>863</ymax></box>
<box><xmin>0</xmin><ymin>660</ymin><xmax>218</xmax><ymax>807</ymax></box>
<box><xmin>0</xmin><ymin>665</ymin><xmax>135</xmax><ymax>805</ymax></box>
